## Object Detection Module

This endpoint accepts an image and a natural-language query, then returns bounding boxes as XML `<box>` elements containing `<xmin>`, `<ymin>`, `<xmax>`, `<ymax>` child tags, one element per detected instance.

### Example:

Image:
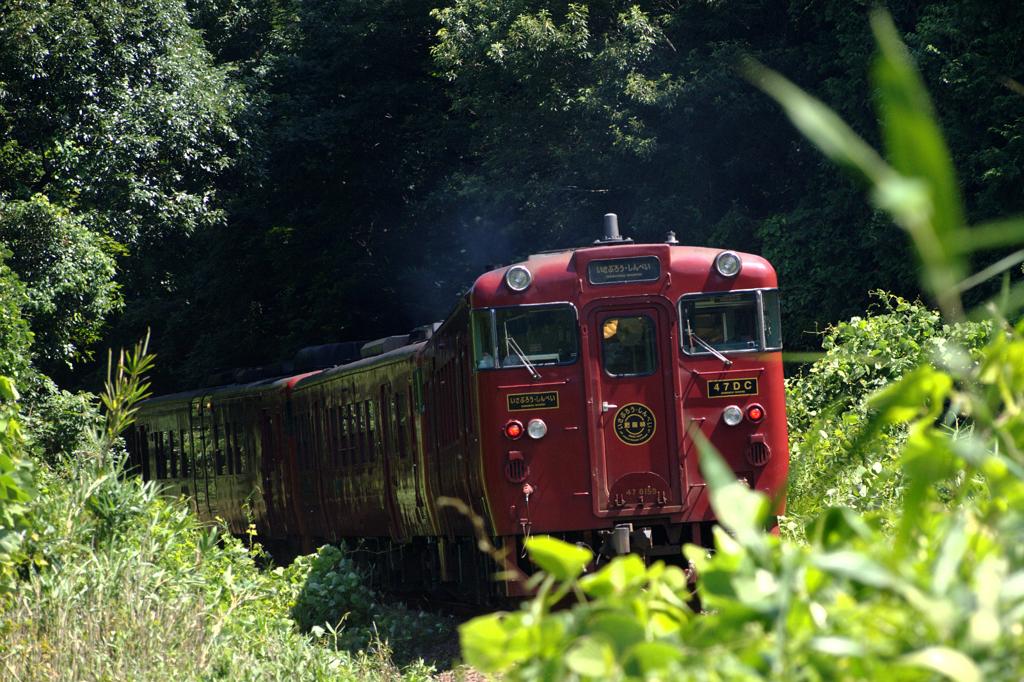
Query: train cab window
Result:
<box><xmin>679</xmin><ymin>290</ymin><xmax>783</xmax><ymax>355</ymax></box>
<box><xmin>602</xmin><ymin>315</ymin><xmax>657</xmax><ymax>376</ymax></box>
<box><xmin>472</xmin><ymin>304</ymin><xmax>579</xmax><ymax>370</ymax></box>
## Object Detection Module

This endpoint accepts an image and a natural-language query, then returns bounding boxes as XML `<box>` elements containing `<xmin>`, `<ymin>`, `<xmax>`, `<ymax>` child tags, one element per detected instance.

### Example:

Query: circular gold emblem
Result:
<box><xmin>613</xmin><ymin>403</ymin><xmax>656</xmax><ymax>446</ymax></box>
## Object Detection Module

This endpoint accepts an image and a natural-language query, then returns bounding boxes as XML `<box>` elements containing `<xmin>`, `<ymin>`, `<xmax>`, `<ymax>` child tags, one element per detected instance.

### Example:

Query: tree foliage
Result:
<box><xmin>1</xmin><ymin>0</ymin><xmax>1023</xmax><ymax>391</ymax></box>
<box><xmin>0</xmin><ymin>0</ymin><xmax>248</xmax><ymax>386</ymax></box>
<box><xmin>0</xmin><ymin>196</ymin><xmax>121</xmax><ymax>371</ymax></box>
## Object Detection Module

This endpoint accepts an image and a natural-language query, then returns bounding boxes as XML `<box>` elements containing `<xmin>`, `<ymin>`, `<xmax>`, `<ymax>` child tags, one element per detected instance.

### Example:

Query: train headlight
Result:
<box><xmin>504</xmin><ymin>420</ymin><xmax>524</xmax><ymax>439</ymax></box>
<box><xmin>746</xmin><ymin>404</ymin><xmax>765</xmax><ymax>423</ymax></box>
<box><xmin>714</xmin><ymin>251</ymin><xmax>742</xmax><ymax>277</ymax></box>
<box><xmin>505</xmin><ymin>265</ymin><xmax>533</xmax><ymax>291</ymax></box>
<box><xmin>723</xmin><ymin>405</ymin><xmax>743</xmax><ymax>426</ymax></box>
<box><xmin>527</xmin><ymin>419</ymin><xmax>547</xmax><ymax>439</ymax></box>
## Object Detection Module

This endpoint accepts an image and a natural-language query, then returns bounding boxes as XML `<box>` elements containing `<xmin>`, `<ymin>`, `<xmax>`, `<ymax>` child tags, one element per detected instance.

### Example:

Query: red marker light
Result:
<box><xmin>505</xmin><ymin>421</ymin><xmax>524</xmax><ymax>439</ymax></box>
<box><xmin>747</xmin><ymin>405</ymin><xmax>765</xmax><ymax>423</ymax></box>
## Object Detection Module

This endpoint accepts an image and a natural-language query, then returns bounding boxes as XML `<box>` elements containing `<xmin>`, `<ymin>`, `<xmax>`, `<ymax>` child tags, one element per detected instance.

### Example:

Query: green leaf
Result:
<box><xmin>931</xmin><ymin>514</ymin><xmax>967</xmax><ymax>596</ymax></box>
<box><xmin>580</xmin><ymin>553</ymin><xmax>646</xmax><ymax>598</ymax></box>
<box><xmin>809</xmin><ymin>636</ymin><xmax>867</xmax><ymax>657</ymax></box>
<box><xmin>0</xmin><ymin>377</ymin><xmax>18</xmax><ymax>402</ymax></box>
<box><xmin>583</xmin><ymin>612</ymin><xmax>645</xmax><ymax>655</ymax></box>
<box><xmin>807</xmin><ymin>507</ymin><xmax>874</xmax><ymax>550</ymax></box>
<box><xmin>460</xmin><ymin>613</ymin><xmax>535</xmax><ymax>671</ymax></box>
<box><xmin>898</xmin><ymin>647</ymin><xmax>981</xmax><ymax>682</ymax></box>
<box><xmin>696</xmin><ymin>434</ymin><xmax>771</xmax><ymax>560</ymax></box>
<box><xmin>740</xmin><ymin>58</ymin><xmax>894</xmax><ymax>191</ymax></box>
<box><xmin>622</xmin><ymin>641</ymin><xmax>684</xmax><ymax>677</ymax></box>
<box><xmin>564</xmin><ymin>636</ymin><xmax>615</xmax><ymax>677</ymax></box>
<box><xmin>526</xmin><ymin>535</ymin><xmax>592</xmax><ymax>582</ymax></box>
<box><xmin>811</xmin><ymin>550</ymin><xmax>902</xmax><ymax>590</ymax></box>
<box><xmin>954</xmin><ymin>217</ymin><xmax>1024</xmax><ymax>254</ymax></box>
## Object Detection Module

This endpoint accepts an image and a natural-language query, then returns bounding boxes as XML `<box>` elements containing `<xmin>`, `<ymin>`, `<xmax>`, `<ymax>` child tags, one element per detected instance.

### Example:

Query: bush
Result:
<box><xmin>0</xmin><ymin>377</ymin><xmax>37</xmax><ymax>595</ymax></box>
<box><xmin>1</xmin><ymin>338</ymin><xmax>443</xmax><ymax>681</ymax></box>
<box><xmin>290</xmin><ymin>543</ymin><xmax>453</xmax><ymax>667</ymax></box>
<box><xmin>783</xmin><ymin>292</ymin><xmax>992</xmax><ymax>531</ymax></box>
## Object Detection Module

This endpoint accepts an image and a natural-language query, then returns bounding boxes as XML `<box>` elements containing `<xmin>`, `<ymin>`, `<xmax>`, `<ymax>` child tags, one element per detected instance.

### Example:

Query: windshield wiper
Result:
<box><xmin>505</xmin><ymin>334</ymin><xmax>542</xmax><ymax>379</ymax></box>
<box><xmin>686</xmin><ymin>321</ymin><xmax>732</xmax><ymax>368</ymax></box>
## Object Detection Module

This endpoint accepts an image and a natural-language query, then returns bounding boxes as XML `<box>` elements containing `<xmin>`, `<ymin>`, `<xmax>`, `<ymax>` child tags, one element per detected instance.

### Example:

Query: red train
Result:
<box><xmin>127</xmin><ymin>215</ymin><xmax>789</xmax><ymax>601</ymax></box>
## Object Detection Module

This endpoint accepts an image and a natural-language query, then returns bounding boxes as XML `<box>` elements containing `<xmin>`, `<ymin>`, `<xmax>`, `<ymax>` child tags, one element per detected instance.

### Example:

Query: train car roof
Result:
<box><xmin>293</xmin><ymin>340</ymin><xmax>425</xmax><ymax>391</ymax></box>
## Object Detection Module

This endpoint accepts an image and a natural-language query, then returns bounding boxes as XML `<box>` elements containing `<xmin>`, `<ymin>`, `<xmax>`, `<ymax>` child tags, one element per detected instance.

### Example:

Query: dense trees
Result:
<box><xmin>0</xmin><ymin>0</ymin><xmax>248</xmax><ymax>388</ymax></box>
<box><xmin>1</xmin><ymin>0</ymin><xmax>1022</xmax><ymax>391</ymax></box>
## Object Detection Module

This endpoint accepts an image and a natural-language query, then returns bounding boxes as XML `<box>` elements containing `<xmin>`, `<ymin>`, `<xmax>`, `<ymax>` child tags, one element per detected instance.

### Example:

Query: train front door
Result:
<box><xmin>587</xmin><ymin>303</ymin><xmax>679</xmax><ymax>511</ymax></box>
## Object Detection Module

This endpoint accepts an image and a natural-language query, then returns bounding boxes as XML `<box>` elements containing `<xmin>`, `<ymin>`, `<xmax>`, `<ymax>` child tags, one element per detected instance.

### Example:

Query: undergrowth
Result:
<box><xmin>0</xmin><ymin>337</ymin><xmax>448</xmax><ymax>681</ymax></box>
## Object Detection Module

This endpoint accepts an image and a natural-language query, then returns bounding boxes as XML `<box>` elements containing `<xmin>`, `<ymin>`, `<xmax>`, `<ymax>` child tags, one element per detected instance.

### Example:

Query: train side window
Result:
<box><xmin>601</xmin><ymin>315</ymin><xmax>657</xmax><ymax>377</ymax></box>
<box><xmin>380</xmin><ymin>390</ymin><xmax>393</xmax><ymax>459</ymax></box>
<box><xmin>395</xmin><ymin>391</ymin><xmax>408</xmax><ymax>458</ymax></box>
<box><xmin>328</xmin><ymin>406</ymin><xmax>338</xmax><ymax>469</ymax></box>
<box><xmin>405</xmin><ymin>391</ymin><xmax>417</xmax><ymax>459</ymax></box>
<box><xmin>413</xmin><ymin>368</ymin><xmax>426</xmax><ymax>414</ymax></box>
<box><xmin>342</xmin><ymin>405</ymin><xmax>351</xmax><ymax>467</ymax></box>
<box><xmin>341</xmin><ymin>404</ymin><xmax>351</xmax><ymax>467</ymax></box>
<box><xmin>226</xmin><ymin>420</ymin><xmax>236</xmax><ymax>476</ymax></box>
<box><xmin>471</xmin><ymin>309</ymin><xmax>496</xmax><ymax>369</ymax></box>
<box><xmin>234</xmin><ymin>422</ymin><xmax>245</xmax><ymax>475</ymax></box>
<box><xmin>168</xmin><ymin>429</ymin><xmax>178</xmax><ymax>479</ymax></box>
<box><xmin>761</xmin><ymin>289</ymin><xmax>784</xmax><ymax>349</ymax></box>
<box><xmin>299</xmin><ymin>414</ymin><xmax>309</xmax><ymax>471</ymax></box>
<box><xmin>132</xmin><ymin>426</ymin><xmax>149</xmax><ymax>478</ymax></box>
<box><xmin>154</xmin><ymin>431</ymin><xmax>167</xmax><ymax>479</ymax></box>
<box><xmin>356</xmin><ymin>402</ymin><xmax>366</xmax><ymax>464</ymax></box>
<box><xmin>313</xmin><ymin>403</ymin><xmax>324</xmax><ymax>470</ymax></box>
<box><xmin>179</xmin><ymin>429</ymin><xmax>190</xmax><ymax>478</ymax></box>
<box><xmin>366</xmin><ymin>400</ymin><xmax>376</xmax><ymax>463</ymax></box>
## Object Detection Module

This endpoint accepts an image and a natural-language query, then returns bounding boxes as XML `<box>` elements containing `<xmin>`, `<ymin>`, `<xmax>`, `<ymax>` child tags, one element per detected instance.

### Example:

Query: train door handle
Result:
<box><xmin>602</xmin><ymin>402</ymin><xmax>617</xmax><ymax>413</ymax></box>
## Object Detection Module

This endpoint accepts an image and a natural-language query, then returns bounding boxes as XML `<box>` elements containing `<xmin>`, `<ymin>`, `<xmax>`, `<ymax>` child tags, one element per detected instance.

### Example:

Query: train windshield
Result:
<box><xmin>471</xmin><ymin>305</ymin><xmax>579</xmax><ymax>369</ymax></box>
<box><xmin>679</xmin><ymin>289</ymin><xmax>782</xmax><ymax>355</ymax></box>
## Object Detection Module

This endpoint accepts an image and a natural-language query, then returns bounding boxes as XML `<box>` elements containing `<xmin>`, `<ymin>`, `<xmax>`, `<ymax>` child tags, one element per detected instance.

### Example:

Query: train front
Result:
<box><xmin>468</xmin><ymin>222</ymin><xmax>789</xmax><ymax>593</ymax></box>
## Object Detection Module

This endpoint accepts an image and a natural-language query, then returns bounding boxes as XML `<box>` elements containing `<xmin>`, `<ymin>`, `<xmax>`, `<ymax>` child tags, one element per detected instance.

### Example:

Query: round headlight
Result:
<box><xmin>505</xmin><ymin>265</ymin><xmax>533</xmax><ymax>292</ymax></box>
<box><xmin>527</xmin><ymin>419</ymin><xmax>547</xmax><ymax>439</ymax></box>
<box><xmin>715</xmin><ymin>251</ymin><xmax>742</xmax><ymax>277</ymax></box>
<box><xmin>723</xmin><ymin>405</ymin><xmax>743</xmax><ymax>426</ymax></box>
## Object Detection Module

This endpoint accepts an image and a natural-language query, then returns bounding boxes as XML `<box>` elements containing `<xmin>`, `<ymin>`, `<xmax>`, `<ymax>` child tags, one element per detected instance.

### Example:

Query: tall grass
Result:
<box><xmin>1</xmin><ymin>339</ymin><xmax>444</xmax><ymax>681</ymax></box>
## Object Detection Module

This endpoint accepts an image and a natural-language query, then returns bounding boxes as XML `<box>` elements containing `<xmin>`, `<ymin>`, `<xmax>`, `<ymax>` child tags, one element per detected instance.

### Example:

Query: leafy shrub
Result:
<box><xmin>784</xmin><ymin>292</ymin><xmax>992</xmax><ymax>530</ymax></box>
<box><xmin>0</xmin><ymin>377</ymin><xmax>37</xmax><ymax>594</ymax></box>
<box><xmin>291</xmin><ymin>544</ymin><xmax>379</xmax><ymax>635</ymax></box>
<box><xmin>19</xmin><ymin>378</ymin><xmax>102</xmax><ymax>467</ymax></box>
<box><xmin>290</xmin><ymin>543</ymin><xmax>453</xmax><ymax>666</ymax></box>
<box><xmin>1</xmin><ymin>340</ymin><xmax>438</xmax><ymax>681</ymax></box>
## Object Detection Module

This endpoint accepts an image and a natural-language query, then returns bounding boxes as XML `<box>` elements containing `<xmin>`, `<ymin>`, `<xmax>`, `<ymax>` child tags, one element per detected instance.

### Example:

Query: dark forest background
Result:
<box><xmin>1</xmin><ymin>0</ymin><xmax>1022</xmax><ymax>394</ymax></box>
